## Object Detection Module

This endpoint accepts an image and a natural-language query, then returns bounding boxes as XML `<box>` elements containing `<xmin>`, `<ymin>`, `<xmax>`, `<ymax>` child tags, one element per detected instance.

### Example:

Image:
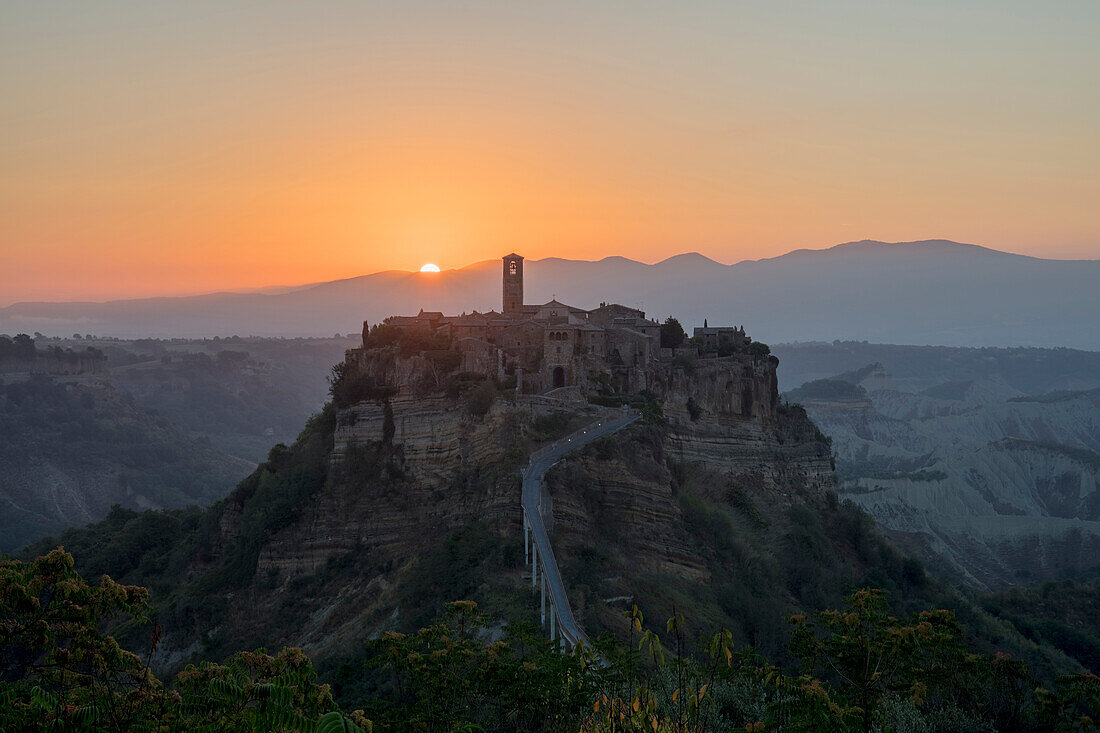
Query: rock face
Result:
<box><xmin>188</xmin><ymin>350</ymin><xmax>835</xmax><ymax>661</ymax></box>
<box><xmin>798</xmin><ymin>382</ymin><xmax>1100</xmax><ymax>589</ymax></box>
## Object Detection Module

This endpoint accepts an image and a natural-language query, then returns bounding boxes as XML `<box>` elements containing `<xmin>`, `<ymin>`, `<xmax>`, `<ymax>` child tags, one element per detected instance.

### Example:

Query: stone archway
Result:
<box><xmin>552</xmin><ymin>366</ymin><xmax>566</xmax><ymax>389</ymax></box>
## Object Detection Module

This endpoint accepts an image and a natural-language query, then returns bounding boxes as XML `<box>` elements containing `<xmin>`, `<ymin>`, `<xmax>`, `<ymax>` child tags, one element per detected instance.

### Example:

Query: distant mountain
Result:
<box><xmin>2</xmin><ymin>240</ymin><xmax>1098</xmax><ymax>348</ymax></box>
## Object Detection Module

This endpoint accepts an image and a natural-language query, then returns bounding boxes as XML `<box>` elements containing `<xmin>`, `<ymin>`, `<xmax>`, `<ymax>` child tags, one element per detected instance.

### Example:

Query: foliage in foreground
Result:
<box><xmin>0</xmin><ymin>549</ymin><xmax>369</xmax><ymax>732</ymax></box>
<box><xmin>3</xmin><ymin>550</ymin><xmax>1099</xmax><ymax>731</ymax></box>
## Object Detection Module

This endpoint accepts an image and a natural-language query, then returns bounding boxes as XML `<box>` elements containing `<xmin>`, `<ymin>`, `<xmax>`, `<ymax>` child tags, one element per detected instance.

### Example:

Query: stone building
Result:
<box><xmin>370</xmin><ymin>254</ymin><xmax>662</xmax><ymax>392</ymax></box>
<box><xmin>693</xmin><ymin>325</ymin><xmax>749</xmax><ymax>352</ymax></box>
<box><xmin>353</xmin><ymin>253</ymin><xmax>761</xmax><ymax>397</ymax></box>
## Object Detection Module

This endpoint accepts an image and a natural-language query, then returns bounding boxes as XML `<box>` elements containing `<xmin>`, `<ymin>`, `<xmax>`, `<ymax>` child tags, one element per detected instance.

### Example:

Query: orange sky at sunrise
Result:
<box><xmin>2</xmin><ymin>1</ymin><xmax>1098</xmax><ymax>305</ymax></box>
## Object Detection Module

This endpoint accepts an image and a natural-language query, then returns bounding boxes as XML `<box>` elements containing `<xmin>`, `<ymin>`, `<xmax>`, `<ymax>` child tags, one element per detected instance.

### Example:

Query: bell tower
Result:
<box><xmin>502</xmin><ymin>253</ymin><xmax>524</xmax><ymax>315</ymax></box>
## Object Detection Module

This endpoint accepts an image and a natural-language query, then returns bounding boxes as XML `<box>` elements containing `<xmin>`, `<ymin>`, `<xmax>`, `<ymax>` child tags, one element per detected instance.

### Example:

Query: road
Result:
<box><xmin>522</xmin><ymin>409</ymin><xmax>640</xmax><ymax>648</ymax></box>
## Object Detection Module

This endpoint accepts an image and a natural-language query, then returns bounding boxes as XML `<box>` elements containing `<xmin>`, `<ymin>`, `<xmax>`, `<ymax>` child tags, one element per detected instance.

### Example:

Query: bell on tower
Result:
<box><xmin>502</xmin><ymin>253</ymin><xmax>524</xmax><ymax>315</ymax></box>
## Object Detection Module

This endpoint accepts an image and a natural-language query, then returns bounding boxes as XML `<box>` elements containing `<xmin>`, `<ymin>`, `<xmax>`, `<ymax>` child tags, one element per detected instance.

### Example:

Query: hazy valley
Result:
<box><xmin>0</xmin><ymin>334</ymin><xmax>356</xmax><ymax>551</ymax></box>
<box><xmin>779</xmin><ymin>345</ymin><xmax>1100</xmax><ymax>591</ymax></box>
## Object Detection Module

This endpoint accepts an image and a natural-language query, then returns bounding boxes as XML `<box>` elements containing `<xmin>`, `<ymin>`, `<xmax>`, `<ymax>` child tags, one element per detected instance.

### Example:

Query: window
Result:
<box><xmin>509</xmin><ymin>261</ymin><xmax>517</xmax><ymax>275</ymax></box>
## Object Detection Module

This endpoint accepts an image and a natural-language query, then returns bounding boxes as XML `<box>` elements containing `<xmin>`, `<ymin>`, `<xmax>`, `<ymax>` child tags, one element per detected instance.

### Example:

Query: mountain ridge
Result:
<box><xmin>3</xmin><ymin>240</ymin><xmax>1097</xmax><ymax>348</ymax></box>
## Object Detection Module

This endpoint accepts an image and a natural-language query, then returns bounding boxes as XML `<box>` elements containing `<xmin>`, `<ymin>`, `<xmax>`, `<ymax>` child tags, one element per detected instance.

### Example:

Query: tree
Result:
<box><xmin>788</xmin><ymin>588</ymin><xmax>964</xmax><ymax>732</ymax></box>
<box><xmin>382</xmin><ymin>400</ymin><xmax>395</xmax><ymax>445</ymax></box>
<box><xmin>0</xmin><ymin>549</ymin><xmax>371</xmax><ymax>732</ymax></box>
<box><xmin>749</xmin><ymin>341</ymin><xmax>771</xmax><ymax>358</ymax></box>
<box><xmin>0</xmin><ymin>548</ymin><xmax>164</xmax><ymax>730</ymax></box>
<box><xmin>660</xmin><ymin>317</ymin><xmax>687</xmax><ymax>349</ymax></box>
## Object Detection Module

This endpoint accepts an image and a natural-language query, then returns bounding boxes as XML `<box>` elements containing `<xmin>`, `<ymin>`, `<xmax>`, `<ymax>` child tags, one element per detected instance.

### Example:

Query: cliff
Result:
<box><xmin>29</xmin><ymin>343</ymin><xmax>1078</xmax><ymax>678</ymax></box>
<box><xmin>129</xmin><ymin>346</ymin><xmax>851</xmax><ymax>664</ymax></box>
<box><xmin>793</xmin><ymin>371</ymin><xmax>1100</xmax><ymax>589</ymax></box>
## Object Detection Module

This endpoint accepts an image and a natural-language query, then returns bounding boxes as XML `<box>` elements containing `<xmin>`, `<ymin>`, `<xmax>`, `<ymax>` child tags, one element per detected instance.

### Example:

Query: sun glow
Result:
<box><xmin>420</xmin><ymin>263</ymin><xmax>441</xmax><ymax>273</ymax></box>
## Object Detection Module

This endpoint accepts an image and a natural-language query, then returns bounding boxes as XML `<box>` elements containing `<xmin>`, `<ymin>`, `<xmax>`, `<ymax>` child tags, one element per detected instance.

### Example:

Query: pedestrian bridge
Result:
<box><xmin>520</xmin><ymin>410</ymin><xmax>640</xmax><ymax>649</ymax></box>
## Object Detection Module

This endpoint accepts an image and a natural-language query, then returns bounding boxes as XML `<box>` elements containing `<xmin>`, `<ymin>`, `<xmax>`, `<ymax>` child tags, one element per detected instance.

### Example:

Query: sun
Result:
<box><xmin>420</xmin><ymin>263</ymin><xmax>440</xmax><ymax>273</ymax></box>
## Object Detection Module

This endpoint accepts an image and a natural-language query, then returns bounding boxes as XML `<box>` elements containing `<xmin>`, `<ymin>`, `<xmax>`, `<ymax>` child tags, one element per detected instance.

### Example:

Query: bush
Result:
<box><xmin>328</xmin><ymin>361</ymin><xmax>391</xmax><ymax>408</ymax></box>
<box><xmin>425</xmin><ymin>349</ymin><xmax>461</xmax><ymax>374</ymax></box>
<box><xmin>362</xmin><ymin>323</ymin><xmax>402</xmax><ymax>349</ymax></box>
<box><xmin>466</xmin><ymin>380</ymin><xmax>497</xmax><ymax>417</ymax></box>
<box><xmin>672</xmin><ymin>352</ymin><xmax>696</xmax><ymax>373</ymax></box>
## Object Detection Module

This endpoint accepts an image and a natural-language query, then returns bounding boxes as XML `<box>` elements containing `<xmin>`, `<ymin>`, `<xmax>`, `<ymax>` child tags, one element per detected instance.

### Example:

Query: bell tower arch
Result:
<box><xmin>503</xmin><ymin>253</ymin><xmax>524</xmax><ymax>315</ymax></box>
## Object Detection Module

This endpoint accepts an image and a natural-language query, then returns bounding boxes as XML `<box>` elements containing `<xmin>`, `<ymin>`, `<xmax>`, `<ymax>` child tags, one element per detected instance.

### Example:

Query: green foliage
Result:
<box><xmin>395</xmin><ymin>523</ymin><xmax>522</xmax><ymax>630</ymax></box>
<box><xmin>785</xmin><ymin>378</ymin><xmax>867</xmax><ymax>402</ymax></box>
<box><xmin>329</xmin><ymin>362</ymin><xmax>393</xmax><ymax>408</ymax></box>
<box><xmin>464</xmin><ymin>380</ymin><xmax>497</xmax><ymax>417</ymax></box>
<box><xmin>395</xmin><ymin>329</ymin><xmax>450</xmax><ymax>358</ymax></box>
<box><xmin>362</xmin><ymin>323</ymin><xmax>402</xmax><ymax>350</ymax></box>
<box><xmin>672</xmin><ymin>352</ymin><xmax>697</xmax><ymax>373</ymax></box>
<box><xmin>423</xmin><ymin>349</ymin><xmax>461</xmax><ymax>374</ymax></box>
<box><xmin>0</xmin><ymin>333</ymin><xmax>37</xmax><ymax>360</ymax></box>
<box><xmin>21</xmin><ymin>505</ymin><xmax>204</xmax><ymax>591</ymax></box>
<box><xmin>660</xmin><ymin>317</ymin><xmax>687</xmax><ymax>349</ymax></box>
<box><xmin>749</xmin><ymin>341</ymin><xmax>771</xmax><ymax>358</ymax></box>
<box><xmin>444</xmin><ymin>371</ymin><xmax>488</xmax><ymax>398</ymax></box>
<box><xmin>0</xmin><ymin>333</ymin><xmax>105</xmax><ymax>367</ymax></box>
<box><xmin>345</xmin><ymin>602</ymin><xmax>600</xmax><ymax>732</ymax></box>
<box><xmin>359</xmin><ymin>323</ymin><xmax>452</xmax><ymax>360</ymax></box>
<box><xmin>202</xmin><ymin>404</ymin><xmax>337</xmax><ymax>592</ymax></box>
<box><xmin>0</xmin><ymin>550</ymin><xmax>371</xmax><ymax>732</ymax></box>
<box><xmin>5</xmin><ymin>549</ymin><xmax>1100</xmax><ymax>732</ymax></box>
<box><xmin>983</xmin><ymin>578</ymin><xmax>1100</xmax><ymax>674</ymax></box>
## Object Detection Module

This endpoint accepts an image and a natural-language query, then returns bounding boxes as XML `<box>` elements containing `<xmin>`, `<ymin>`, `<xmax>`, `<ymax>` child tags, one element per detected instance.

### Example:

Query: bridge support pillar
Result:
<box><xmin>523</xmin><ymin>513</ymin><xmax>529</xmax><ymax>566</ymax></box>
<box><xmin>532</xmin><ymin>546</ymin><xmax>538</xmax><ymax>591</ymax></box>
<box><xmin>540</xmin><ymin>574</ymin><xmax>546</xmax><ymax>626</ymax></box>
<box><xmin>550</xmin><ymin>602</ymin><xmax>557</xmax><ymax>640</ymax></box>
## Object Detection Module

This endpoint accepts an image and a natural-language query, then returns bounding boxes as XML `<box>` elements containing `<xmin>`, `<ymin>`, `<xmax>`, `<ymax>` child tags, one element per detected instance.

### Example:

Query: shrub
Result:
<box><xmin>672</xmin><ymin>352</ymin><xmax>696</xmax><ymax>374</ymax></box>
<box><xmin>686</xmin><ymin>396</ymin><xmax>701</xmax><ymax>421</ymax></box>
<box><xmin>749</xmin><ymin>341</ymin><xmax>771</xmax><ymax>358</ymax></box>
<box><xmin>329</xmin><ymin>361</ymin><xmax>391</xmax><ymax>408</ymax></box>
<box><xmin>466</xmin><ymin>380</ymin><xmax>497</xmax><ymax>417</ymax></box>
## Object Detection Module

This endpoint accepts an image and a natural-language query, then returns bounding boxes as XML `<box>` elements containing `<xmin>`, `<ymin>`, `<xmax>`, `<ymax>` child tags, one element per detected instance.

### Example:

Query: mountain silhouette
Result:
<box><xmin>2</xmin><ymin>240</ymin><xmax>1096</xmax><ymax>348</ymax></box>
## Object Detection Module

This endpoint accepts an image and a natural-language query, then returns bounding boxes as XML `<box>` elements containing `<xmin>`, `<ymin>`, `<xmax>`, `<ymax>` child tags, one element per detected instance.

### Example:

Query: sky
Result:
<box><xmin>2</xmin><ymin>0</ymin><xmax>1099</xmax><ymax>304</ymax></box>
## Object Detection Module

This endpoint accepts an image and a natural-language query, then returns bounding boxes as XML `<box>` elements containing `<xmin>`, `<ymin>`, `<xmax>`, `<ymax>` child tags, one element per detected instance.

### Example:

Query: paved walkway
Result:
<box><xmin>522</xmin><ymin>409</ymin><xmax>640</xmax><ymax>647</ymax></box>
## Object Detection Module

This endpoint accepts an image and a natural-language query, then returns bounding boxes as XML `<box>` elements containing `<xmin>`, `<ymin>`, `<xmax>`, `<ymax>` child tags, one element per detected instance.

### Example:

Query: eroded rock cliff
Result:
<box><xmin>144</xmin><ymin>351</ymin><xmax>845</xmax><ymax>667</ymax></box>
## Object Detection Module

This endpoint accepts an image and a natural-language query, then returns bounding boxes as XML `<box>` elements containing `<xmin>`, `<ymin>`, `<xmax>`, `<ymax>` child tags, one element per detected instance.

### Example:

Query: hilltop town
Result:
<box><xmin>345</xmin><ymin>253</ymin><xmax>773</xmax><ymax>410</ymax></box>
